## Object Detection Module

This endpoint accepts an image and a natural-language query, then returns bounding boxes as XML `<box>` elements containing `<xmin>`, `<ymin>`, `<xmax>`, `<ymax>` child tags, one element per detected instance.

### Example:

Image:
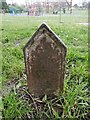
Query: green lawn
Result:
<box><xmin>1</xmin><ymin>9</ymin><xmax>89</xmax><ymax>119</ymax></box>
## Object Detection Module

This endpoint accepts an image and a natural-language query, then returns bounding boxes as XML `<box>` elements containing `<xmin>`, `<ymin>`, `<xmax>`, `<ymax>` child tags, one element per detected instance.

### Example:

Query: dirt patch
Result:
<box><xmin>2</xmin><ymin>74</ymin><xmax>63</xmax><ymax>119</ymax></box>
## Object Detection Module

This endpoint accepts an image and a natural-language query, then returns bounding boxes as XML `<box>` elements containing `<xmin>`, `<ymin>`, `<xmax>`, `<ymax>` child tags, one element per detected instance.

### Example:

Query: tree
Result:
<box><xmin>66</xmin><ymin>0</ymin><xmax>72</xmax><ymax>13</ymax></box>
<box><xmin>88</xmin><ymin>1</ymin><xmax>90</xmax><ymax>8</ymax></box>
<box><xmin>1</xmin><ymin>0</ymin><xmax>9</xmax><ymax>13</ymax></box>
<box><xmin>82</xmin><ymin>1</ymin><xmax>88</xmax><ymax>8</ymax></box>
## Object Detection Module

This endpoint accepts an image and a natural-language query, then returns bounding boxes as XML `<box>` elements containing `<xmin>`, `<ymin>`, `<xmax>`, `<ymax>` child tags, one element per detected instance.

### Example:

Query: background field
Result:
<box><xmin>1</xmin><ymin>9</ymin><xmax>89</xmax><ymax>119</ymax></box>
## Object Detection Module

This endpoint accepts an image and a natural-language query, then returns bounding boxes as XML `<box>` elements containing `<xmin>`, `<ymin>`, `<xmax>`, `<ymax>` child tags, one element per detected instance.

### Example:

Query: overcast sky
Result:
<box><xmin>6</xmin><ymin>0</ymin><xmax>90</xmax><ymax>6</ymax></box>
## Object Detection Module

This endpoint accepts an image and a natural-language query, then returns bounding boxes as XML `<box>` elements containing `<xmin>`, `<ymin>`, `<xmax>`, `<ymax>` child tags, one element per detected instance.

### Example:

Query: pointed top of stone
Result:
<box><xmin>24</xmin><ymin>23</ymin><xmax>67</xmax><ymax>53</ymax></box>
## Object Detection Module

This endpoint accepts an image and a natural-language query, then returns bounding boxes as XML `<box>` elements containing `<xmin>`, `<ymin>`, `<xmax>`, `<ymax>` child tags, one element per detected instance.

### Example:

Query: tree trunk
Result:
<box><xmin>66</xmin><ymin>0</ymin><xmax>72</xmax><ymax>13</ymax></box>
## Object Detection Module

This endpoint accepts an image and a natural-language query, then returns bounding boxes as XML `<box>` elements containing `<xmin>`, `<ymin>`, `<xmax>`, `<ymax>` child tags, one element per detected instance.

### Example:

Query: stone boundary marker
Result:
<box><xmin>23</xmin><ymin>23</ymin><xmax>67</xmax><ymax>97</ymax></box>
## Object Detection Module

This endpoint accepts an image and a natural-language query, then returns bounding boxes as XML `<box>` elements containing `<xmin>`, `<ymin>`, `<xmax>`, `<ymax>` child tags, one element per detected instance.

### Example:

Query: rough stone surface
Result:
<box><xmin>23</xmin><ymin>23</ymin><xmax>67</xmax><ymax>97</ymax></box>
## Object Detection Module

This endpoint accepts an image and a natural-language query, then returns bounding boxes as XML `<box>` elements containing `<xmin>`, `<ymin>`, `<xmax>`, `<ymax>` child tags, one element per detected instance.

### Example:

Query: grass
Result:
<box><xmin>1</xmin><ymin>9</ymin><xmax>89</xmax><ymax>119</ymax></box>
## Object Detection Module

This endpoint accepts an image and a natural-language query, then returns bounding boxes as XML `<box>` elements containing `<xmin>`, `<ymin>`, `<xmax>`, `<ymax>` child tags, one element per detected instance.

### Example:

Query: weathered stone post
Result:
<box><xmin>23</xmin><ymin>23</ymin><xmax>67</xmax><ymax>97</ymax></box>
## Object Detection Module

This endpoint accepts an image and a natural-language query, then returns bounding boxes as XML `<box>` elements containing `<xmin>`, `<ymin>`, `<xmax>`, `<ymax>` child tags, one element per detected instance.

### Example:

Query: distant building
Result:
<box><xmin>26</xmin><ymin>0</ymin><xmax>68</xmax><ymax>15</ymax></box>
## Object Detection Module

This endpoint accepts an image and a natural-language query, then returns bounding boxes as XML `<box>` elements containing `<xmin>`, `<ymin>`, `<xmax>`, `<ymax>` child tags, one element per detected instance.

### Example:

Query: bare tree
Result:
<box><xmin>25</xmin><ymin>0</ymin><xmax>31</xmax><ymax>15</ymax></box>
<box><xmin>66</xmin><ymin>0</ymin><xmax>72</xmax><ymax>13</ymax></box>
